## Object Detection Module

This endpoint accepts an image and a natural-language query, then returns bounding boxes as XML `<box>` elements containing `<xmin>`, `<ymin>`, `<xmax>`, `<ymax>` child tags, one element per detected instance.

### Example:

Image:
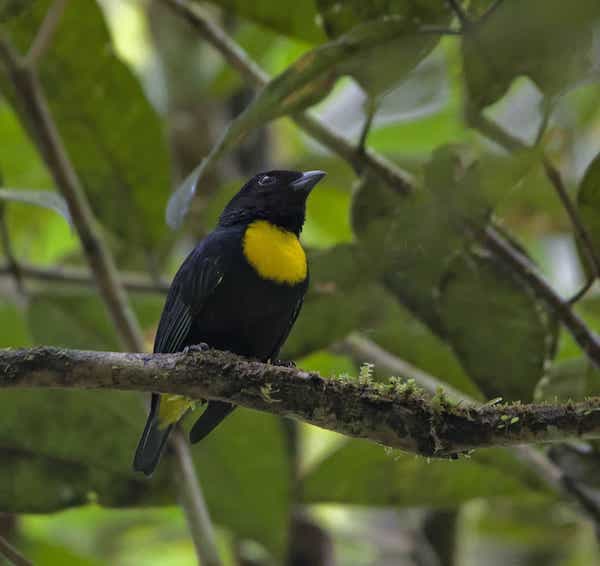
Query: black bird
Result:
<box><xmin>133</xmin><ymin>169</ymin><xmax>325</xmax><ymax>475</ymax></box>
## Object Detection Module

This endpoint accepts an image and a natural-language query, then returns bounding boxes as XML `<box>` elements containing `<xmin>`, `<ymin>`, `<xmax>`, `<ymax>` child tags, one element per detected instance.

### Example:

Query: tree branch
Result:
<box><xmin>5</xmin><ymin>345</ymin><xmax>600</xmax><ymax>457</ymax></box>
<box><xmin>0</xmin><ymin>534</ymin><xmax>33</xmax><ymax>566</ymax></box>
<box><xmin>0</xmin><ymin>262</ymin><xmax>168</xmax><ymax>294</ymax></box>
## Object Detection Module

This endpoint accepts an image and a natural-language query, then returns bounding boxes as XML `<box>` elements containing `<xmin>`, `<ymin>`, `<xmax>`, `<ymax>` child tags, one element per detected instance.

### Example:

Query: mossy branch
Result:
<box><xmin>4</xmin><ymin>345</ymin><xmax>600</xmax><ymax>457</ymax></box>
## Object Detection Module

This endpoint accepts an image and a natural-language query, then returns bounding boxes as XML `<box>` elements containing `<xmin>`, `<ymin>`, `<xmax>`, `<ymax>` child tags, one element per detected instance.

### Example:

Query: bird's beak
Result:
<box><xmin>290</xmin><ymin>170</ymin><xmax>326</xmax><ymax>193</ymax></box>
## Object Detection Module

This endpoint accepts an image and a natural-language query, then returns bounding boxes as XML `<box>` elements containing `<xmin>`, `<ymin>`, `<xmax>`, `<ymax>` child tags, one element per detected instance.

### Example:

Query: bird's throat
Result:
<box><xmin>243</xmin><ymin>220</ymin><xmax>307</xmax><ymax>285</ymax></box>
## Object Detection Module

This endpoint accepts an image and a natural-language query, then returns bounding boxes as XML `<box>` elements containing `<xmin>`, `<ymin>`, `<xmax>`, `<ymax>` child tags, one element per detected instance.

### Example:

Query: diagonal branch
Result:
<box><xmin>5</xmin><ymin>345</ymin><xmax>600</xmax><ymax>457</ymax></box>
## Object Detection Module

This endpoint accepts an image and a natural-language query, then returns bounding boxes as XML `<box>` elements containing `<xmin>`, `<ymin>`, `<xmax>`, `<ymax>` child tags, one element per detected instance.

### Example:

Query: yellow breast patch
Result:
<box><xmin>243</xmin><ymin>220</ymin><xmax>307</xmax><ymax>285</ymax></box>
<box><xmin>158</xmin><ymin>394</ymin><xmax>195</xmax><ymax>428</ymax></box>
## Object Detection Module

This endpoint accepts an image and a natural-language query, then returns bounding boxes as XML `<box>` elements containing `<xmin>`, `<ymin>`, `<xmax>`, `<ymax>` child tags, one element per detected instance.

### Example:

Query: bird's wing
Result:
<box><xmin>154</xmin><ymin>251</ymin><xmax>224</xmax><ymax>354</ymax></box>
<box><xmin>268</xmin><ymin>292</ymin><xmax>305</xmax><ymax>361</ymax></box>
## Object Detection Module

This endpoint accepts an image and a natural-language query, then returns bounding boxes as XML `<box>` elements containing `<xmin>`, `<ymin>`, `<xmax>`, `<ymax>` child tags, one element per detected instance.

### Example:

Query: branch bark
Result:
<box><xmin>4</xmin><ymin>345</ymin><xmax>600</xmax><ymax>457</ymax></box>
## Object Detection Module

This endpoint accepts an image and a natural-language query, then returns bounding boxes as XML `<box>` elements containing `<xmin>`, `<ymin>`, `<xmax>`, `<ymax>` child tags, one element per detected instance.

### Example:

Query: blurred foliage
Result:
<box><xmin>1</xmin><ymin>0</ymin><xmax>600</xmax><ymax>564</ymax></box>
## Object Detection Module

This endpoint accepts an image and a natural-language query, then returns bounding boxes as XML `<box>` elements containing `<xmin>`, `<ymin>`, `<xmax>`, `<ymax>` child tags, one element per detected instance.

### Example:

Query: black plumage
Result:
<box><xmin>133</xmin><ymin>169</ymin><xmax>325</xmax><ymax>475</ymax></box>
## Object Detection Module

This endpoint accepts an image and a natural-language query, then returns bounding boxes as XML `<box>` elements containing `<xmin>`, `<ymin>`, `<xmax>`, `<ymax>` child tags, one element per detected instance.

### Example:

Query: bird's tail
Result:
<box><xmin>189</xmin><ymin>401</ymin><xmax>235</xmax><ymax>444</ymax></box>
<box><xmin>133</xmin><ymin>394</ymin><xmax>173</xmax><ymax>476</ymax></box>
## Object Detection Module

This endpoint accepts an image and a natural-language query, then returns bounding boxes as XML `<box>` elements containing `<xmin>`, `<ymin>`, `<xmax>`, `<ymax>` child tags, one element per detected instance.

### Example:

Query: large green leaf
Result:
<box><xmin>0</xmin><ymin>389</ymin><xmax>172</xmax><ymax>513</ymax></box>
<box><xmin>462</xmin><ymin>0</ymin><xmax>600</xmax><ymax>108</ymax></box>
<box><xmin>200</xmin><ymin>0</ymin><xmax>325</xmax><ymax>43</ymax></box>
<box><xmin>1</xmin><ymin>0</ymin><xmax>172</xmax><ymax>256</ymax></box>
<box><xmin>317</xmin><ymin>0</ymin><xmax>451</xmax><ymax>97</ymax></box>
<box><xmin>352</xmin><ymin>151</ymin><xmax>556</xmax><ymax>400</ymax></box>
<box><xmin>302</xmin><ymin>438</ymin><xmax>548</xmax><ymax>507</ymax></box>
<box><xmin>438</xmin><ymin>253</ymin><xmax>555</xmax><ymax>401</ymax></box>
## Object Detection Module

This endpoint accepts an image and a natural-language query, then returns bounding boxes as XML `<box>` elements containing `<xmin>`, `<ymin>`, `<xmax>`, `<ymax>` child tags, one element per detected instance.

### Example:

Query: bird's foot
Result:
<box><xmin>183</xmin><ymin>343</ymin><xmax>210</xmax><ymax>354</ymax></box>
<box><xmin>272</xmin><ymin>359</ymin><xmax>296</xmax><ymax>368</ymax></box>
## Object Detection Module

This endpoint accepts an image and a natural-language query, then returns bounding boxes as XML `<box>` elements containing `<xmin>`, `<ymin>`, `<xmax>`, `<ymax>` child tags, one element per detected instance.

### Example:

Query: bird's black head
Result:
<box><xmin>218</xmin><ymin>170</ymin><xmax>326</xmax><ymax>234</ymax></box>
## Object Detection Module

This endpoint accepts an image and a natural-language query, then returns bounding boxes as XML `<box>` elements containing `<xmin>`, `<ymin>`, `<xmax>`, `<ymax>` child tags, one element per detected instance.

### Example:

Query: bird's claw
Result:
<box><xmin>183</xmin><ymin>343</ymin><xmax>210</xmax><ymax>354</ymax></box>
<box><xmin>272</xmin><ymin>359</ymin><xmax>296</xmax><ymax>368</ymax></box>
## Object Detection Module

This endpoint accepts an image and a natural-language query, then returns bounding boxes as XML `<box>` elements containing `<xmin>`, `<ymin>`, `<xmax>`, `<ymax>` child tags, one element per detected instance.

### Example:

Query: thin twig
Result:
<box><xmin>0</xmin><ymin>535</ymin><xmax>33</xmax><ymax>566</ymax></box>
<box><xmin>446</xmin><ymin>0</ymin><xmax>471</xmax><ymax>28</ymax></box>
<box><xmin>25</xmin><ymin>0</ymin><xmax>69</xmax><ymax>66</ymax></box>
<box><xmin>172</xmin><ymin>429</ymin><xmax>222</xmax><ymax>566</ymax></box>
<box><xmin>479</xmin><ymin>0</ymin><xmax>505</xmax><ymax>23</ymax></box>
<box><xmin>482</xmin><ymin>225</ymin><xmax>600</xmax><ymax>367</ymax></box>
<box><xmin>0</xmin><ymin>262</ymin><xmax>169</xmax><ymax>293</ymax></box>
<box><xmin>543</xmin><ymin>159</ymin><xmax>600</xmax><ymax>301</ymax></box>
<box><xmin>0</xmin><ymin>207</ymin><xmax>26</xmax><ymax>299</ymax></box>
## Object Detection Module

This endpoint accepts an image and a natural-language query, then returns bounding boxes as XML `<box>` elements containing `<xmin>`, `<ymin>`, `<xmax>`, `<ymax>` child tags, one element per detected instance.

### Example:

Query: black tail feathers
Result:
<box><xmin>133</xmin><ymin>394</ymin><xmax>173</xmax><ymax>476</ymax></box>
<box><xmin>189</xmin><ymin>401</ymin><xmax>235</xmax><ymax>444</ymax></box>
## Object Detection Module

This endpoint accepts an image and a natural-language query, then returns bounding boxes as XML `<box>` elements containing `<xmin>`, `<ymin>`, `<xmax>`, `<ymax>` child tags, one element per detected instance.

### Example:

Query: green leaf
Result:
<box><xmin>302</xmin><ymin>439</ymin><xmax>548</xmax><ymax>507</ymax></box>
<box><xmin>462</xmin><ymin>0</ymin><xmax>600</xmax><ymax>108</ymax></box>
<box><xmin>577</xmin><ymin>151</ymin><xmax>600</xmax><ymax>272</ymax></box>
<box><xmin>200</xmin><ymin>0</ymin><xmax>326</xmax><ymax>43</ymax></box>
<box><xmin>1</xmin><ymin>0</ymin><xmax>172</xmax><ymax>254</ymax></box>
<box><xmin>0</xmin><ymin>299</ymin><xmax>31</xmax><ymax>347</ymax></box>
<box><xmin>438</xmin><ymin>253</ymin><xmax>555</xmax><ymax>401</ymax></box>
<box><xmin>27</xmin><ymin>291</ymin><xmax>163</xmax><ymax>351</ymax></box>
<box><xmin>535</xmin><ymin>357</ymin><xmax>600</xmax><ymax>402</ymax></box>
<box><xmin>317</xmin><ymin>0</ymin><xmax>451</xmax><ymax>97</ymax></box>
<box><xmin>0</xmin><ymin>188</ymin><xmax>71</xmax><ymax>224</ymax></box>
<box><xmin>0</xmin><ymin>389</ymin><xmax>172</xmax><ymax>513</ymax></box>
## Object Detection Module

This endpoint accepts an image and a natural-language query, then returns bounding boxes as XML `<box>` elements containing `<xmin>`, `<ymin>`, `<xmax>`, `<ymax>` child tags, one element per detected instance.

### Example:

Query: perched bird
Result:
<box><xmin>133</xmin><ymin>169</ymin><xmax>325</xmax><ymax>475</ymax></box>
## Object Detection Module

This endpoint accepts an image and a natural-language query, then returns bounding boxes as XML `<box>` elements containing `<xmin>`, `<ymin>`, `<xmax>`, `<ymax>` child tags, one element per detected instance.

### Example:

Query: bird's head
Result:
<box><xmin>218</xmin><ymin>170</ymin><xmax>326</xmax><ymax>234</ymax></box>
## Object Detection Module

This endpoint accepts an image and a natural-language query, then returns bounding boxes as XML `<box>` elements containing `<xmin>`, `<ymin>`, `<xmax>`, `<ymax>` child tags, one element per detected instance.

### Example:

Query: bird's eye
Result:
<box><xmin>258</xmin><ymin>175</ymin><xmax>275</xmax><ymax>186</ymax></box>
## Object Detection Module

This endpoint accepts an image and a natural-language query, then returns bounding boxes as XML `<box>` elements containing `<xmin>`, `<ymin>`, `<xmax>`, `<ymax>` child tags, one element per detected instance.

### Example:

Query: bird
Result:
<box><xmin>133</xmin><ymin>169</ymin><xmax>326</xmax><ymax>476</ymax></box>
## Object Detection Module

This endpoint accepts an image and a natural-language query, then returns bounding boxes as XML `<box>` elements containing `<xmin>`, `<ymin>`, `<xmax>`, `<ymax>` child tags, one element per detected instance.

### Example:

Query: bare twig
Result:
<box><xmin>172</xmin><ymin>429</ymin><xmax>222</xmax><ymax>566</ymax></box>
<box><xmin>25</xmin><ymin>0</ymin><xmax>69</xmax><ymax>66</ymax></box>
<box><xmin>446</xmin><ymin>0</ymin><xmax>471</xmax><ymax>28</ymax></box>
<box><xmin>482</xmin><ymin>225</ymin><xmax>600</xmax><ymax>367</ymax></box>
<box><xmin>0</xmin><ymin>535</ymin><xmax>33</xmax><ymax>566</ymax></box>
<box><xmin>0</xmin><ymin>262</ymin><xmax>168</xmax><ymax>293</ymax></box>
<box><xmin>0</xmin><ymin>207</ymin><xmax>26</xmax><ymax>299</ymax></box>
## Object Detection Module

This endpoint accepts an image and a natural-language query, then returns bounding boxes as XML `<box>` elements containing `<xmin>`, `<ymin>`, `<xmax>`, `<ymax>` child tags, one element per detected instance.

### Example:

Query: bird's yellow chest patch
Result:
<box><xmin>243</xmin><ymin>220</ymin><xmax>307</xmax><ymax>285</ymax></box>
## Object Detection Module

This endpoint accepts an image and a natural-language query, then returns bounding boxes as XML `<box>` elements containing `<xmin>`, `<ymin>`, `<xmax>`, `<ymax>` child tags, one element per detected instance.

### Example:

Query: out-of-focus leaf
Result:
<box><xmin>186</xmin><ymin>408</ymin><xmax>291</xmax><ymax>558</ymax></box>
<box><xmin>439</xmin><ymin>253</ymin><xmax>555</xmax><ymax>401</ymax></box>
<box><xmin>27</xmin><ymin>291</ymin><xmax>164</xmax><ymax>351</ymax></box>
<box><xmin>1</xmin><ymin>0</ymin><xmax>172</xmax><ymax>254</ymax></box>
<box><xmin>0</xmin><ymin>188</ymin><xmax>71</xmax><ymax>225</ymax></box>
<box><xmin>0</xmin><ymin>389</ymin><xmax>172</xmax><ymax>513</ymax></box>
<box><xmin>302</xmin><ymin>439</ymin><xmax>548</xmax><ymax>507</ymax></box>
<box><xmin>352</xmin><ymin>155</ymin><xmax>556</xmax><ymax>400</ymax></box>
<box><xmin>317</xmin><ymin>0</ymin><xmax>451</xmax><ymax>98</ymax></box>
<box><xmin>577</xmin><ymin>151</ymin><xmax>600</xmax><ymax>270</ymax></box>
<box><xmin>463</xmin><ymin>0</ymin><xmax>600</xmax><ymax>108</ymax></box>
<box><xmin>199</xmin><ymin>0</ymin><xmax>325</xmax><ymax>43</ymax></box>
<box><xmin>535</xmin><ymin>357</ymin><xmax>600</xmax><ymax>402</ymax></box>
<box><xmin>167</xmin><ymin>16</ymin><xmax>455</xmax><ymax>227</ymax></box>
<box><xmin>0</xmin><ymin>299</ymin><xmax>31</xmax><ymax>347</ymax></box>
